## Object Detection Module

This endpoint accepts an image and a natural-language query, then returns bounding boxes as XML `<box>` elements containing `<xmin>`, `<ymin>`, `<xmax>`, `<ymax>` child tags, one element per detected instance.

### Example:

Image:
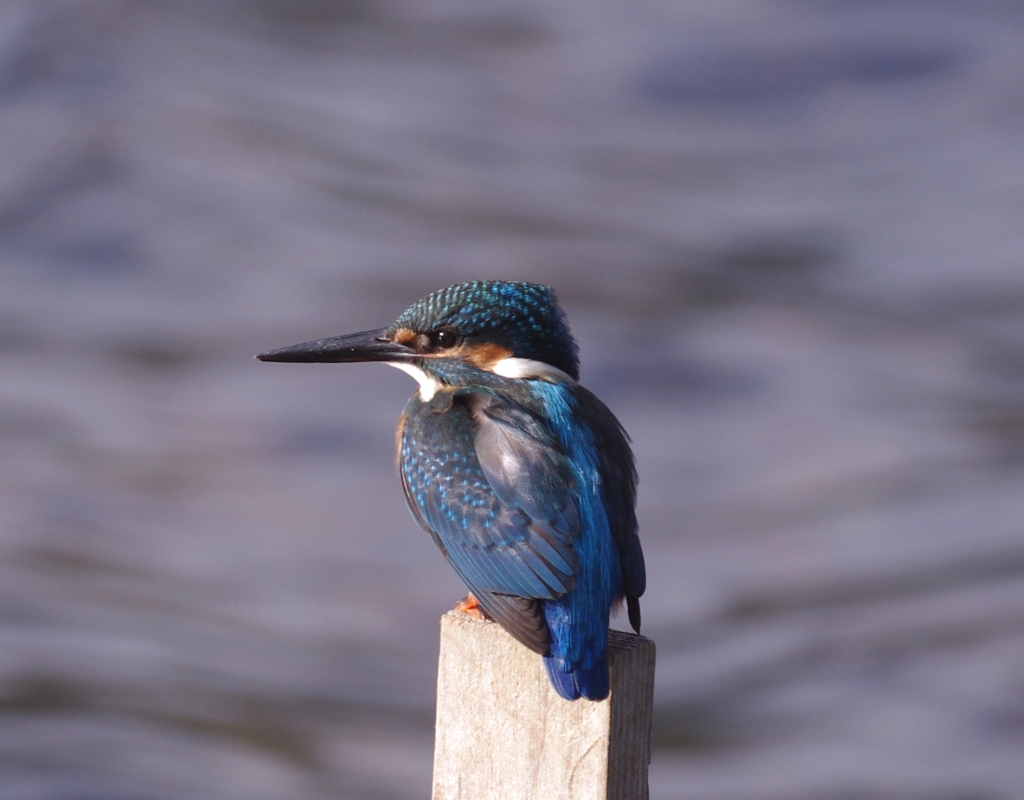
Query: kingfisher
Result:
<box><xmin>257</xmin><ymin>281</ymin><xmax>645</xmax><ymax>701</ymax></box>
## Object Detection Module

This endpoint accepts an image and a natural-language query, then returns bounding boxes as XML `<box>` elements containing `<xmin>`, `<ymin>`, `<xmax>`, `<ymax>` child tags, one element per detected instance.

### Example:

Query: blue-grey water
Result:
<box><xmin>2</xmin><ymin>1</ymin><xmax>1024</xmax><ymax>798</ymax></box>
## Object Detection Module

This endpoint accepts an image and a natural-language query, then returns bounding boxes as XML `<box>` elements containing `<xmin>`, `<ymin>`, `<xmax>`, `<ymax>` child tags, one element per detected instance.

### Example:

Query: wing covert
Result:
<box><xmin>398</xmin><ymin>392</ymin><xmax>580</xmax><ymax>602</ymax></box>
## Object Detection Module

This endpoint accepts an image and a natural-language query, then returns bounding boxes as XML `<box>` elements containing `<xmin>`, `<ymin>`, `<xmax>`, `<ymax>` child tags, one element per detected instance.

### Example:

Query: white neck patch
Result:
<box><xmin>387</xmin><ymin>357</ymin><xmax>575</xmax><ymax>399</ymax></box>
<box><xmin>491</xmin><ymin>357</ymin><xmax>577</xmax><ymax>385</ymax></box>
<box><xmin>386</xmin><ymin>362</ymin><xmax>442</xmax><ymax>402</ymax></box>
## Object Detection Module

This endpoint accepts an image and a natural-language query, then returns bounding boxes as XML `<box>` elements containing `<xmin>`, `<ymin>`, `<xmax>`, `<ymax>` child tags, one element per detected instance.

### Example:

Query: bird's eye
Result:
<box><xmin>432</xmin><ymin>328</ymin><xmax>459</xmax><ymax>350</ymax></box>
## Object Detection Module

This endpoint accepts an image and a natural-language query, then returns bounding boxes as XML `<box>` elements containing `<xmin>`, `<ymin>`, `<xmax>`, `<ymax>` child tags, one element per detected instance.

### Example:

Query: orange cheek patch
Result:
<box><xmin>462</xmin><ymin>342</ymin><xmax>513</xmax><ymax>371</ymax></box>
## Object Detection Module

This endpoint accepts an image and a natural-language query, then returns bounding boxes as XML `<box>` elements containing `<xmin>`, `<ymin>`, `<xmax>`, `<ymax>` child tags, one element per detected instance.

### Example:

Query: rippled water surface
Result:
<box><xmin>2</xmin><ymin>1</ymin><xmax>1024</xmax><ymax>798</ymax></box>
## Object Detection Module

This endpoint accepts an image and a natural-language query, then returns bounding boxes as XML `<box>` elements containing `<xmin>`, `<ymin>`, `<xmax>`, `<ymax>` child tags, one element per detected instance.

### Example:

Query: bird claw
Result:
<box><xmin>455</xmin><ymin>593</ymin><xmax>489</xmax><ymax>620</ymax></box>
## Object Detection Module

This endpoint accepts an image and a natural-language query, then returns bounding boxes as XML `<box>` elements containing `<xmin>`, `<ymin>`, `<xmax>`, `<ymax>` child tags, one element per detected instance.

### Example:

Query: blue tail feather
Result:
<box><xmin>544</xmin><ymin>654</ymin><xmax>609</xmax><ymax>701</ymax></box>
<box><xmin>544</xmin><ymin>656</ymin><xmax>579</xmax><ymax>700</ymax></box>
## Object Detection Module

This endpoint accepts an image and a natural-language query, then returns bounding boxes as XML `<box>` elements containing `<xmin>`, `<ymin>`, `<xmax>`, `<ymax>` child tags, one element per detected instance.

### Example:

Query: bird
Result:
<box><xmin>257</xmin><ymin>280</ymin><xmax>645</xmax><ymax>701</ymax></box>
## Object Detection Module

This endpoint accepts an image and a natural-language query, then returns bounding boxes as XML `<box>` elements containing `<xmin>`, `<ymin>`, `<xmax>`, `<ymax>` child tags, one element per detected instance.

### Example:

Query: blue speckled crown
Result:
<box><xmin>389</xmin><ymin>281</ymin><xmax>580</xmax><ymax>379</ymax></box>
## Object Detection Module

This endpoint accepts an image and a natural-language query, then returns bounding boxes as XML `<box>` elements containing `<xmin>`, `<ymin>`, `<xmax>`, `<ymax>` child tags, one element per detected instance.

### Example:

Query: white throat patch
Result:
<box><xmin>386</xmin><ymin>362</ymin><xmax>443</xmax><ymax>402</ymax></box>
<box><xmin>491</xmin><ymin>357</ymin><xmax>577</xmax><ymax>385</ymax></box>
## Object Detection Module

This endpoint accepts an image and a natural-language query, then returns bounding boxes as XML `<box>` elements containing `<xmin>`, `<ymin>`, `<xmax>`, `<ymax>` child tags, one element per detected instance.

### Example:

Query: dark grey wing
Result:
<box><xmin>469</xmin><ymin>591</ymin><xmax>549</xmax><ymax>654</ymax></box>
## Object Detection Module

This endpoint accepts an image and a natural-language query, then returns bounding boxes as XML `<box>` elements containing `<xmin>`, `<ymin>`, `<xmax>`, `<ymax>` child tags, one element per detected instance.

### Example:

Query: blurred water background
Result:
<box><xmin>2</xmin><ymin>1</ymin><xmax>1024</xmax><ymax>798</ymax></box>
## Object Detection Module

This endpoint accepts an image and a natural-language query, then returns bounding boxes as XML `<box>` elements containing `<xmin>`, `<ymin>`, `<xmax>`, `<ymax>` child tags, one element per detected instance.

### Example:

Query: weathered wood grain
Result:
<box><xmin>432</xmin><ymin>611</ymin><xmax>656</xmax><ymax>800</ymax></box>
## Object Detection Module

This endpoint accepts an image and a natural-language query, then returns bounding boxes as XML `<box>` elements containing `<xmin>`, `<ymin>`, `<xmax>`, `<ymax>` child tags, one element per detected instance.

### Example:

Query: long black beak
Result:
<box><xmin>256</xmin><ymin>328</ymin><xmax>415</xmax><ymax>363</ymax></box>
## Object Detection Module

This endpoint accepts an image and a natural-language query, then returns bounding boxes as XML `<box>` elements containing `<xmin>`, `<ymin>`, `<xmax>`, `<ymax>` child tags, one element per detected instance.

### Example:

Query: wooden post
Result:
<box><xmin>431</xmin><ymin>611</ymin><xmax>656</xmax><ymax>800</ymax></box>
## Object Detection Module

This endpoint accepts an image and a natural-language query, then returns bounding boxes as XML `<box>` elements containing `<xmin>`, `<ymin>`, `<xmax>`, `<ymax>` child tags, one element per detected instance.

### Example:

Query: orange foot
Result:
<box><xmin>455</xmin><ymin>592</ymin><xmax>488</xmax><ymax>621</ymax></box>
